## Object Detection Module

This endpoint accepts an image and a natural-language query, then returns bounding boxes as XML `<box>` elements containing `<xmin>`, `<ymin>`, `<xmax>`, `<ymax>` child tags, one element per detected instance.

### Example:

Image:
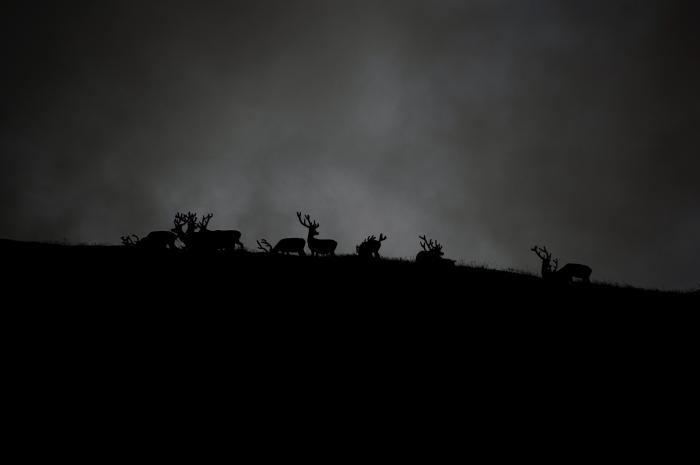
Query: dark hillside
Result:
<box><xmin>2</xmin><ymin>238</ymin><xmax>696</xmax><ymax>444</ymax></box>
<box><xmin>2</xmin><ymin>239</ymin><xmax>693</xmax><ymax>311</ymax></box>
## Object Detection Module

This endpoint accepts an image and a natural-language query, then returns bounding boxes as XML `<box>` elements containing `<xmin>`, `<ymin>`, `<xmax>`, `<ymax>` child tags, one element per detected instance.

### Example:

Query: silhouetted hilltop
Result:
<box><xmin>1</xmin><ymin>239</ymin><xmax>693</xmax><ymax>310</ymax></box>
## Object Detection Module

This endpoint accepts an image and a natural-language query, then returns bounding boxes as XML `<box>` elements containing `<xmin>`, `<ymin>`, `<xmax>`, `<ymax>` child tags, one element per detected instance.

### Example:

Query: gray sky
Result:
<box><xmin>2</xmin><ymin>0</ymin><xmax>699</xmax><ymax>289</ymax></box>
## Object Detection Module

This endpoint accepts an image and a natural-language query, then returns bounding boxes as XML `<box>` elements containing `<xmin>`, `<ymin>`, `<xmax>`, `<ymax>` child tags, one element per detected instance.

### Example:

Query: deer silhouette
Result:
<box><xmin>173</xmin><ymin>212</ymin><xmax>243</xmax><ymax>252</ymax></box>
<box><xmin>256</xmin><ymin>238</ymin><xmax>306</xmax><ymax>256</ymax></box>
<box><xmin>121</xmin><ymin>231</ymin><xmax>177</xmax><ymax>249</ymax></box>
<box><xmin>416</xmin><ymin>235</ymin><xmax>454</xmax><ymax>265</ymax></box>
<box><xmin>531</xmin><ymin>245</ymin><xmax>592</xmax><ymax>283</ymax></box>
<box><xmin>171</xmin><ymin>211</ymin><xmax>198</xmax><ymax>249</ymax></box>
<box><xmin>356</xmin><ymin>234</ymin><xmax>387</xmax><ymax>258</ymax></box>
<box><xmin>297</xmin><ymin>212</ymin><xmax>337</xmax><ymax>256</ymax></box>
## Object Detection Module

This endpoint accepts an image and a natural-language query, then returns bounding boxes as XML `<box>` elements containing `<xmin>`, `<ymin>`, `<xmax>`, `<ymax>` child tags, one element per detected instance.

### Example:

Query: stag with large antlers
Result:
<box><xmin>297</xmin><ymin>212</ymin><xmax>337</xmax><ymax>256</ymax></box>
<box><xmin>416</xmin><ymin>235</ymin><xmax>454</xmax><ymax>265</ymax></box>
<box><xmin>356</xmin><ymin>234</ymin><xmax>387</xmax><ymax>258</ymax></box>
<box><xmin>256</xmin><ymin>238</ymin><xmax>306</xmax><ymax>256</ymax></box>
<box><xmin>171</xmin><ymin>211</ymin><xmax>198</xmax><ymax>248</ymax></box>
<box><xmin>531</xmin><ymin>245</ymin><xmax>557</xmax><ymax>278</ymax></box>
<box><xmin>186</xmin><ymin>213</ymin><xmax>244</xmax><ymax>252</ymax></box>
<box><xmin>531</xmin><ymin>245</ymin><xmax>592</xmax><ymax>283</ymax></box>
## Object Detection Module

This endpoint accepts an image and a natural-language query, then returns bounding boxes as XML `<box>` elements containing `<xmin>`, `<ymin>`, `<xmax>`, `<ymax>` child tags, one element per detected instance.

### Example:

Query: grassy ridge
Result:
<box><xmin>1</xmin><ymin>239</ymin><xmax>693</xmax><ymax>308</ymax></box>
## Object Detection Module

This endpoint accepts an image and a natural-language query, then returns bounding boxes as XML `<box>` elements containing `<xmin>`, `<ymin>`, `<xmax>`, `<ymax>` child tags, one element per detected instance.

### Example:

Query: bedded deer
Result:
<box><xmin>256</xmin><ymin>238</ymin><xmax>306</xmax><ymax>256</ymax></box>
<box><xmin>531</xmin><ymin>245</ymin><xmax>592</xmax><ymax>283</ymax></box>
<box><xmin>297</xmin><ymin>212</ymin><xmax>337</xmax><ymax>256</ymax></box>
<box><xmin>121</xmin><ymin>231</ymin><xmax>177</xmax><ymax>249</ymax></box>
<box><xmin>416</xmin><ymin>235</ymin><xmax>454</xmax><ymax>265</ymax></box>
<box><xmin>356</xmin><ymin>234</ymin><xmax>387</xmax><ymax>258</ymax></box>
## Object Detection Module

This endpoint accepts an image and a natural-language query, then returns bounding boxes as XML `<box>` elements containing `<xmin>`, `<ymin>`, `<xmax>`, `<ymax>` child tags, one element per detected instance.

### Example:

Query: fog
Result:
<box><xmin>2</xmin><ymin>1</ymin><xmax>699</xmax><ymax>289</ymax></box>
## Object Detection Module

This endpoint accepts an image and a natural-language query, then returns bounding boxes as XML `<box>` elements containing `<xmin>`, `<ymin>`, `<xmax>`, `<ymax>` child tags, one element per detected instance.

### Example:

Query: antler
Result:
<box><xmin>419</xmin><ymin>235</ymin><xmax>441</xmax><ymax>251</ymax></box>
<box><xmin>185</xmin><ymin>212</ymin><xmax>198</xmax><ymax>232</ymax></box>
<box><xmin>297</xmin><ymin>211</ymin><xmax>309</xmax><ymax>228</ymax></box>
<box><xmin>174</xmin><ymin>212</ymin><xmax>189</xmax><ymax>228</ymax></box>
<box><xmin>378</xmin><ymin>233</ymin><xmax>387</xmax><ymax>242</ymax></box>
<box><xmin>297</xmin><ymin>212</ymin><xmax>318</xmax><ymax>229</ymax></box>
<box><xmin>121</xmin><ymin>234</ymin><xmax>140</xmax><ymax>246</ymax></box>
<box><xmin>419</xmin><ymin>235</ymin><xmax>429</xmax><ymax>251</ymax></box>
<box><xmin>358</xmin><ymin>235</ymin><xmax>376</xmax><ymax>246</ymax></box>
<box><xmin>551</xmin><ymin>258</ymin><xmax>559</xmax><ymax>272</ymax></box>
<box><xmin>257</xmin><ymin>239</ymin><xmax>272</xmax><ymax>252</ymax></box>
<box><xmin>531</xmin><ymin>245</ymin><xmax>551</xmax><ymax>261</ymax></box>
<box><xmin>198</xmin><ymin>213</ymin><xmax>213</xmax><ymax>230</ymax></box>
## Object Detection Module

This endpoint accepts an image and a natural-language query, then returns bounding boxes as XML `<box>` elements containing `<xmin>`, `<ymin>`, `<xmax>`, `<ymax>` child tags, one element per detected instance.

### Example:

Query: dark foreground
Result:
<box><xmin>2</xmin><ymin>238</ymin><xmax>695</xmax><ymax>311</ymax></box>
<box><xmin>2</xmin><ymin>239</ymin><xmax>697</xmax><ymax>454</ymax></box>
<box><xmin>4</xmin><ymin>238</ymin><xmax>695</xmax><ymax>376</ymax></box>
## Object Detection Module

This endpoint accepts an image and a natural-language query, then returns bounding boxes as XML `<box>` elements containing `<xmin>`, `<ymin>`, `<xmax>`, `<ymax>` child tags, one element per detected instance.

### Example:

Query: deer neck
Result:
<box><xmin>542</xmin><ymin>262</ymin><xmax>551</xmax><ymax>277</ymax></box>
<box><xmin>307</xmin><ymin>230</ymin><xmax>318</xmax><ymax>244</ymax></box>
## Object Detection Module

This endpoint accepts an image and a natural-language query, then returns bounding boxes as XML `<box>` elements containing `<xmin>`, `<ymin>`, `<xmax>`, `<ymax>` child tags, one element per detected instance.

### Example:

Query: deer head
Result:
<box><xmin>172</xmin><ymin>212</ymin><xmax>190</xmax><ymax>235</ymax></box>
<box><xmin>531</xmin><ymin>245</ymin><xmax>558</xmax><ymax>276</ymax></box>
<box><xmin>172</xmin><ymin>212</ymin><xmax>200</xmax><ymax>248</ymax></box>
<box><xmin>297</xmin><ymin>212</ymin><xmax>320</xmax><ymax>237</ymax></box>
<box><xmin>183</xmin><ymin>212</ymin><xmax>198</xmax><ymax>234</ymax></box>
<box><xmin>197</xmin><ymin>213</ymin><xmax>214</xmax><ymax>231</ymax></box>
<box><xmin>419</xmin><ymin>235</ymin><xmax>444</xmax><ymax>257</ymax></box>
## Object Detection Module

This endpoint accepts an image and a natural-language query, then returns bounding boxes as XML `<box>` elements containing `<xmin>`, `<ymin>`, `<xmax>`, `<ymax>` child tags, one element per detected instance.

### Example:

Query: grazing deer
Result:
<box><xmin>194</xmin><ymin>213</ymin><xmax>244</xmax><ymax>251</ymax></box>
<box><xmin>256</xmin><ymin>238</ymin><xmax>306</xmax><ymax>256</ymax></box>
<box><xmin>356</xmin><ymin>234</ymin><xmax>387</xmax><ymax>258</ymax></box>
<box><xmin>120</xmin><ymin>231</ymin><xmax>177</xmax><ymax>249</ymax></box>
<box><xmin>531</xmin><ymin>245</ymin><xmax>592</xmax><ymax>283</ymax></box>
<box><xmin>297</xmin><ymin>212</ymin><xmax>337</xmax><ymax>256</ymax></box>
<box><xmin>416</xmin><ymin>235</ymin><xmax>454</xmax><ymax>265</ymax></box>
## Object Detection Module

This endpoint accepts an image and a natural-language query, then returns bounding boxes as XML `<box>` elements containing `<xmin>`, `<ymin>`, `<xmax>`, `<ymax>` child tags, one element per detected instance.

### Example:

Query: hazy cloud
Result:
<box><xmin>1</xmin><ymin>0</ymin><xmax>699</xmax><ymax>289</ymax></box>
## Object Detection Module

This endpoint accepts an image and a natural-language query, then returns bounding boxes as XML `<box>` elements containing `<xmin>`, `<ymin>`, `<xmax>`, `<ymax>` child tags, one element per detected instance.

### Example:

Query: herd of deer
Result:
<box><xmin>121</xmin><ymin>212</ymin><xmax>593</xmax><ymax>282</ymax></box>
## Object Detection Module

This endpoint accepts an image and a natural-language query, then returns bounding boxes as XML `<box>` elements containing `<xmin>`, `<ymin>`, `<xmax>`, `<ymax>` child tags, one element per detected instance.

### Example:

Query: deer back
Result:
<box><xmin>309</xmin><ymin>237</ymin><xmax>337</xmax><ymax>254</ymax></box>
<box><xmin>199</xmin><ymin>229</ymin><xmax>241</xmax><ymax>250</ymax></box>
<box><xmin>416</xmin><ymin>249</ymin><xmax>437</xmax><ymax>262</ymax></box>
<box><xmin>558</xmin><ymin>263</ymin><xmax>592</xmax><ymax>279</ymax></box>
<box><xmin>142</xmin><ymin>231</ymin><xmax>176</xmax><ymax>248</ymax></box>
<box><xmin>274</xmin><ymin>238</ymin><xmax>305</xmax><ymax>253</ymax></box>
